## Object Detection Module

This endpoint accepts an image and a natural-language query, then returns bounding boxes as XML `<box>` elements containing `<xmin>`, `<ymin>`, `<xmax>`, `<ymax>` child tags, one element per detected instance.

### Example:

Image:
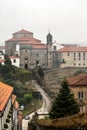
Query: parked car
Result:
<box><xmin>25</xmin><ymin>115</ymin><xmax>30</xmax><ymax>120</ymax></box>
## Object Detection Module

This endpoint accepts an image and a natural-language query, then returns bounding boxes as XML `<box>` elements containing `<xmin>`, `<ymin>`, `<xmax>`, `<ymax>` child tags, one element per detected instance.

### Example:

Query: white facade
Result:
<box><xmin>15</xmin><ymin>44</ymin><xmax>20</xmax><ymax>56</ymax></box>
<box><xmin>0</xmin><ymin>97</ymin><xmax>12</xmax><ymax>130</ymax></box>
<box><xmin>0</xmin><ymin>52</ymin><xmax>4</xmax><ymax>65</ymax></box>
<box><xmin>10</xmin><ymin>56</ymin><xmax>20</xmax><ymax>67</ymax></box>
<box><xmin>52</xmin><ymin>42</ymin><xmax>63</xmax><ymax>51</ymax></box>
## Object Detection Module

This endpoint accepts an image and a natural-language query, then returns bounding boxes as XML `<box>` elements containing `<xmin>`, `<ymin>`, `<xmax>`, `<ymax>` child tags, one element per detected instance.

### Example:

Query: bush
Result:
<box><xmin>15</xmin><ymin>69</ymin><xmax>31</xmax><ymax>84</ymax></box>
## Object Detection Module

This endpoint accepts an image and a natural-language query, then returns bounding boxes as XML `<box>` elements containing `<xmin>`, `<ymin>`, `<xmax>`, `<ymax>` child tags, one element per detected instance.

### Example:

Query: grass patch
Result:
<box><xmin>22</xmin><ymin>98</ymin><xmax>42</xmax><ymax>117</ymax></box>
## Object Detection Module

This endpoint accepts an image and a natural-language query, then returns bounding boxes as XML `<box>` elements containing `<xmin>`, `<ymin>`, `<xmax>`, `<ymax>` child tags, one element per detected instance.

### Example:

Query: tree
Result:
<box><xmin>5</xmin><ymin>57</ymin><xmax>12</xmax><ymax>66</ymax></box>
<box><xmin>38</xmin><ymin>66</ymin><xmax>44</xmax><ymax>79</ymax></box>
<box><xmin>23</xmin><ymin>93</ymin><xmax>32</xmax><ymax>104</ymax></box>
<box><xmin>49</xmin><ymin>79</ymin><xmax>79</xmax><ymax>119</ymax></box>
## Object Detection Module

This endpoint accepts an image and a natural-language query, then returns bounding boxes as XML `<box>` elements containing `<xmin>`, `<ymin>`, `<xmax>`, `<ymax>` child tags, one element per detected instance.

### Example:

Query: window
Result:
<box><xmin>36</xmin><ymin>61</ymin><xmax>39</xmax><ymax>65</ymax></box>
<box><xmin>14</xmin><ymin>59</ymin><xmax>16</xmax><ymax>63</ymax></box>
<box><xmin>78</xmin><ymin>92</ymin><xmax>84</xmax><ymax>99</ymax></box>
<box><xmin>78</xmin><ymin>52</ymin><xmax>81</xmax><ymax>57</ymax></box>
<box><xmin>53</xmin><ymin>46</ymin><xmax>57</xmax><ymax>50</ymax></box>
<box><xmin>83</xmin><ymin>57</ymin><xmax>85</xmax><ymax>60</ymax></box>
<box><xmin>74</xmin><ymin>53</ymin><xmax>76</xmax><ymax>57</ymax></box>
<box><xmin>74</xmin><ymin>57</ymin><xmax>76</xmax><ymax>61</ymax></box>
<box><xmin>25</xmin><ymin>58</ymin><xmax>28</xmax><ymax>60</ymax></box>
<box><xmin>83</xmin><ymin>52</ymin><xmax>85</xmax><ymax>57</ymax></box>
<box><xmin>36</xmin><ymin>53</ymin><xmax>39</xmax><ymax>57</ymax></box>
<box><xmin>74</xmin><ymin>63</ymin><xmax>76</xmax><ymax>66</ymax></box>
<box><xmin>67</xmin><ymin>53</ymin><xmax>69</xmax><ymax>56</ymax></box>
<box><xmin>79</xmin><ymin>106</ymin><xmax>85</xmax><ymax>113</ymax></box>
<box><xmin>79</xmin><ymin>57</ymin><xmax>81</xmax><ymax>60</ymax></box>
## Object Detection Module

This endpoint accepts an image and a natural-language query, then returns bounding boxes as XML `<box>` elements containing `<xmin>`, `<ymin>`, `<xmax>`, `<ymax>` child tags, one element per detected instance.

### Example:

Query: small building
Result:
<box><xmin>0</xmin><ymin>51</ymin><xmax>5</xmax><ymax>65</ymax></box>
<box><xmin>67</xmin><ymin>73</ymin><xmax>87</xmax><ymax>113</ymax></box>
<box><xmin>58</xmin><ymin>46</ymin><xmax>87</xmax><ymax>68</ymax></box>
<box><xmin>10</xmin><ymin>56</ymin><xmax>20</xmax><ymax>68</ymax></box>
<box><xmin>0</xmin><ymin>82</ymin><xmax>19</xmax><ymax>130</ymax></box>
<box><xmin>0</xmin><ymin>82</ymin><xmax>13</xmax><ymax>130</ymax></box>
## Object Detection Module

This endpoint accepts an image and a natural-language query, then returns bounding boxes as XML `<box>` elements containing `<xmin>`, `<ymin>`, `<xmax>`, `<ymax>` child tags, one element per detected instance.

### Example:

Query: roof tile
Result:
<box><xmin>58</xmin><ymin>47</ymin><xmax>87</xmax><ymax>52</ymax></box>
<box><xmin>13</xmin><ymin>29</ymin><xmax>33</xmax><ymax>34</ymax></box>
<box><xmin>0</xmin><ymin>82</ymin><xmax>13</xmax><ymax>111</ymax></box>
<box><xmin>67</xmin><ymin>74</ymin><xmax>87</xmax><ymax>86</ymax></box>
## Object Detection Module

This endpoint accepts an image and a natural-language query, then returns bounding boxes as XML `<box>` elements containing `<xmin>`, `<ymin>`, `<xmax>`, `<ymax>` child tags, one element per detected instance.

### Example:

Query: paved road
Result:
<box><xmin>22</xmin><ymin>80</ymin><xmax>51</xmax><ymax>130</ymax></box>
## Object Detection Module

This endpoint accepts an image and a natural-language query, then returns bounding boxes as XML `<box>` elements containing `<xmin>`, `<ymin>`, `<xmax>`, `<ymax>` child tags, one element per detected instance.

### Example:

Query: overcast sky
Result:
<box><xmin>0</xmin><ymin>0</ymin><xmax>87</xmax><ymax>45</ymax></box>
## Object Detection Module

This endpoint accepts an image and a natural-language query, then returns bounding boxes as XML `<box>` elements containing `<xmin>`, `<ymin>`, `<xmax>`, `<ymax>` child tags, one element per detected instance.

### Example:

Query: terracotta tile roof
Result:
<box><xmin>0</xmin><ymin>82</ymin><xmax>13</xmax><ymax>111</ymax></box>
<box><xmin>13</xmin><ymin>29</ymin><xmax>33</xmax><ymax>34</ymax></box>
<box><xmin>58</xmin><ymin>47</ymin><xmax>87</xmax><ymax>52</ymax></box>
<box><xmin>12</xmin><ymin>94</ymin><xmax>16</xmax><ymax>104</ymax></box>
<box><xmin>9</xmin><ymin>56</ymin><xmax>20</xmax><ymax>59</ymax></box>
<box><xmin>5</xmin><ymin>37</ymin><xmax>30</xmax><ymax>42</ymax></box>
<box><xmin>32</xmin><ymin>44</ymin><xmax>47</xmax><ymax>49</ymax></box>
<box><xmin>17</xmin><ymin>38</ymin><xmax>44</xmax><ymax>46</ymax></box>
<box><xmin>5</xmin><ymin>37</ymin><xmax>41</xmax><ymax>43</ymax></box>
<box><xmin>67</xmin><ymin>74</ymin><xmax>87</xmax><ymax>86</ymax></box>
<box><xmin>18</xmin><ymin>40</ymin><xmax>41</xmax><ymax>45</ymax></box>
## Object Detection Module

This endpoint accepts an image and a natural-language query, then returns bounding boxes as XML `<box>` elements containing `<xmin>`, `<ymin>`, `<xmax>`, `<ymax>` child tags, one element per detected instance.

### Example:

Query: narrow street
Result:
<box><xmin>22</xmin><ymin>80</ymin><xmax>51</xmax><ymax>130</ymax></box>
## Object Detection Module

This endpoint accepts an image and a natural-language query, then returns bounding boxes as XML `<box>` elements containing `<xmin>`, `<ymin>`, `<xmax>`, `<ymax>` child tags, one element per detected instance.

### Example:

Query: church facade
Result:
<box><xmin>5</xmin><ymin>29</ymin><xmax>56</xmax><ymax>69</ymax></box>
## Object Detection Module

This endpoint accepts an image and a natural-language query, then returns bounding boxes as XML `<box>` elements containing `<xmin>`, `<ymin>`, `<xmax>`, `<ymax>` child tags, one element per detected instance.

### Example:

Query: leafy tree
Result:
<box><xmin>38</xmin><ymin>67</ymin><xmax>44</xmax><ymax>79</ymax></box>
<box><xmin>1</xmin><ymin>65</ymin><xmax>12</xmax><ymax>77</ymax></box>
<box><xmin>49</xmin><ymin>79</ymin><xmax>79</xmax><ymax>119</ymax></box>
<box><xmin>5</xmin><ymin>57</ymin><xmax>12</xmax><ymax>66</ymax></box>
<box><xmin>24</xmin><ymin>93</ymin><xmax>32</xmax><ymax>104</ymax></box>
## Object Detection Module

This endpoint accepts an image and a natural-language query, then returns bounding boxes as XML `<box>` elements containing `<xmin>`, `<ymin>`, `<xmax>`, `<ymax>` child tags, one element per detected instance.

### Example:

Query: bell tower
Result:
<box><xmin>47</xmin><ymin>31</ymin><xmax>53</xmax><ymax>68</ymax></box>
<box><xmin>47</xmin><ymin>32</ymin><xmax>52</xmax><ymax>45</ymax></box>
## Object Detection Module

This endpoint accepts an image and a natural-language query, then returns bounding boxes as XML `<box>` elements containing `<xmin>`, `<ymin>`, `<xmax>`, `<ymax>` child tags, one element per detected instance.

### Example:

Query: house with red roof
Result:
<box><xmin>67</xmin><ymin>73</ymin><xmax>87</xmax><ymax>113</ymax></box>
<box><xmin>0</xmin><ymin>82</ymin><xmax>13</xmax><ymax>130</ymax></box>
<box><xmin>0</xmin><ymin>82</ymin><xmax>20</xmax><ymax>130</ymax></box>
<box><xmin>58</xmin><ymin>46</ymin><xmax>87</xmax><ymax>68</ymax></box>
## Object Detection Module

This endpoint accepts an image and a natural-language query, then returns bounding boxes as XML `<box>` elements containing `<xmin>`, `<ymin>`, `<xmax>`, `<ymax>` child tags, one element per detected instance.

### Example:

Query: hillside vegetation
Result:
<box><xmin>0</xmin><ymin>62</ymin><xmax>42</xmax><ymax>106</ymax></box>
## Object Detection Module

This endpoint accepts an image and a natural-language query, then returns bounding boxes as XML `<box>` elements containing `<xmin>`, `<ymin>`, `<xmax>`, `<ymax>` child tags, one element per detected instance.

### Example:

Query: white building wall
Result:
<box><xmin>1</xmin><ymin>97</ymin><xmax>12</xmax><ymax>130</ymax></box>
<box><xmin>16</xmin><ymin>44</ymin><xmax>20</xmax><ymax>56</ymax></box>
<box><xmin>0</xmin><ymin>118</ymin><xmax>1</xmax><ymax>130</ymax></box>
<box><xmin>52</xmin><ymin>42</ymin><xmax>63</xmax><ymax>51</ymax></box>
<box><xmin>11</xmin><ymin>58</ymin><xmax>20</xmax><ymax>67</ymax></box>
<box><xmin>13</xmin><ymin>107</ymin><xmax>18</xmax><ymax>130</ymax></box>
